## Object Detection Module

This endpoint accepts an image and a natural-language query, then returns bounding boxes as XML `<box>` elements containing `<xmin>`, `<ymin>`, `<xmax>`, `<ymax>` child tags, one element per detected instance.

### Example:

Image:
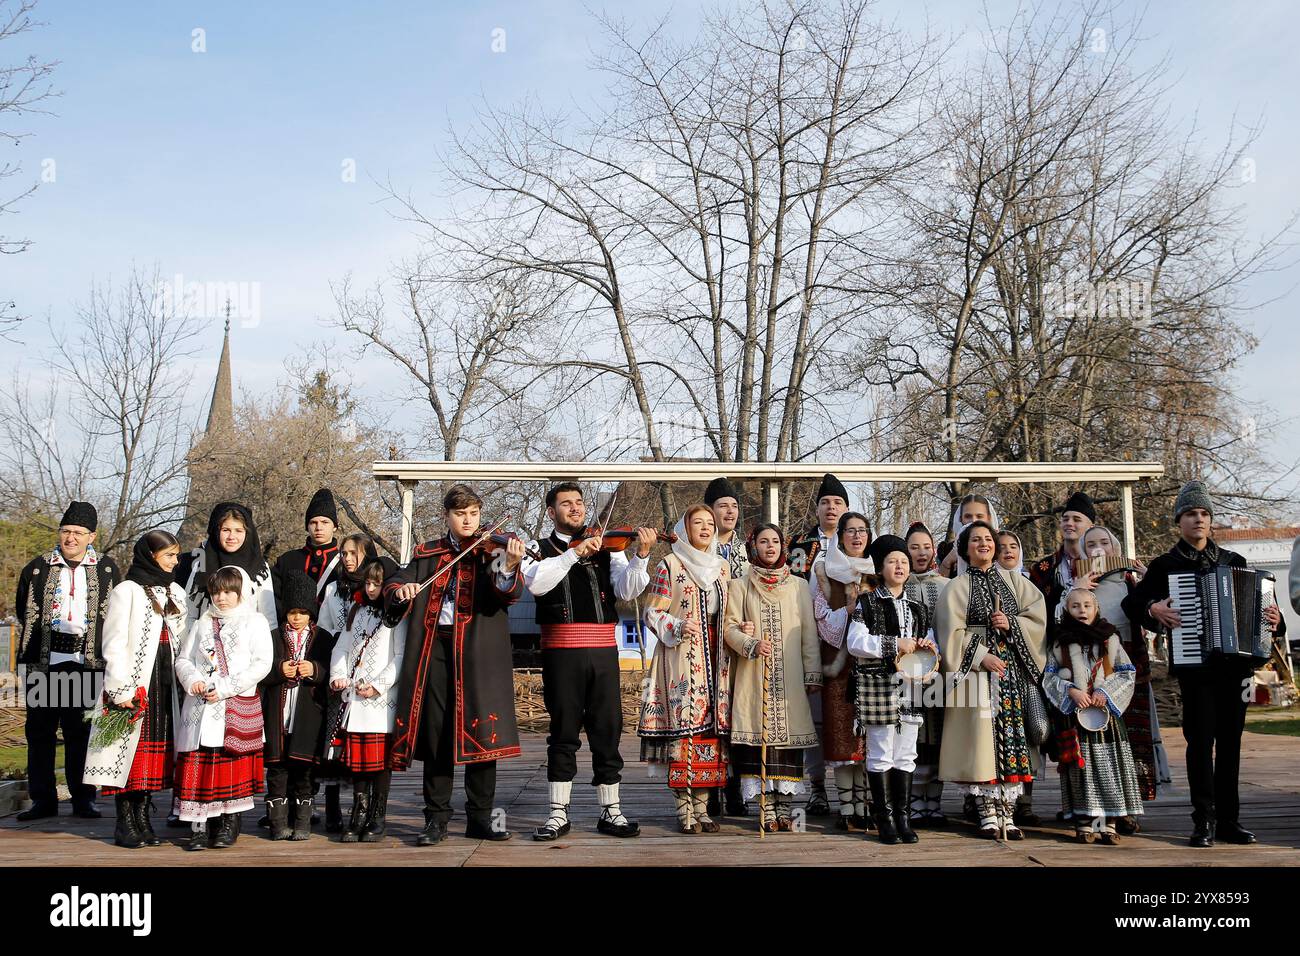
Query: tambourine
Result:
<box><xmin>896</xmin><ymin>645</ymin><xmax>940</xmax><ymax>683</ymax></box>
<box><xmin>1076</xmin><ymin>705</ymin><xmax>1109</xmax><ymax>732</ymax></box>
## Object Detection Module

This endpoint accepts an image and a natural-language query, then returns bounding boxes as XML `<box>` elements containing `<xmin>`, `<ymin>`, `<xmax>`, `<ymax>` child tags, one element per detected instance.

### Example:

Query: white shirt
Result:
<box><xmin>437</xmin><ymin>535</ymin><xmax>519</xmax><ymax>626</ymax></box>
<box><xmin>49</xmin><ymin>550</ymin><xmax>91</xmax><ymax>666</ymax></box>
<box><xmin>281</xmin><ymin>626</ymin><xmax>312</xmax><ymax>732</ymax></box>
<box><xmin>521</xmin><ymin>531</ymin><xmax>651</xmax><ymax>603</ymax></box>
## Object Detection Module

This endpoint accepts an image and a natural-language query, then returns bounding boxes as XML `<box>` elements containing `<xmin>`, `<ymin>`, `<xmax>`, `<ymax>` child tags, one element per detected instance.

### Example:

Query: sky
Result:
<box><xmin>4</xmin><ymin>0</ymin><xmax>1298</xmax><ymax>512</ymax></box>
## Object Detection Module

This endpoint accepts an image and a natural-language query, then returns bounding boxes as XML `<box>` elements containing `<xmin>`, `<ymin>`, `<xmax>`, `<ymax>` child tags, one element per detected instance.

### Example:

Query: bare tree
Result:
<box><xmin>0</xmin><ymin>0</ymin><xmax>59</xmax><ymax>336</ymax></box>
<box><xmin>0</xmin><ymin>265</ymin><xmax>203</xmax><ymax>556</ymax></box>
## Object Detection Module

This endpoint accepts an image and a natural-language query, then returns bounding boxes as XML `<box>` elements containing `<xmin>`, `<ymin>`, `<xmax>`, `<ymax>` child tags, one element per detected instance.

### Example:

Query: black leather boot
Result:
<box><xmin>417</xmin><ymin>808</ymin><xmax>447</xmax><ymax>846</ymax></box>
<box><xmin>866</xmin><ymin>771</ymin><xmax>897</xmax><ymax>845</ymax></box>
<box><xmin>1189</xmin><ymin>819</ymin><xmax>1215</xmax><ymax>848</ymax></box>
<box><xmin>113</xmin><ymin>794</ymin><xmax>145</xmax><ymax>849</ymax></box>
<box><xmin>360</xmin><ymin>773</ymin><xmax>389</xmax><ymax>843</ymax></box>
<box><xmin>325</xmin><ymin>783</ymin><xmax>343</xmax><ymax>833</ymax></box>
<box><xmin>340</xmin><ymin>779</ymin><xmax>370</xmax><ymax>843</ymax></box>
<box><xmin>134</xmin><ymin>793</ymin><xmax>161</xmax><ymax>846</ymax></box>
<box><xmin>724</xmin><ymin>776</ymin><xmax>748</xmax><ymax>816</ymax></box>
<box><xmin>889</xmin><ymin>769</ymin><xmax>918</xmax><ymax>844</ymax></box>
<box><xmin>211</xmin><ymin>812</ymin><xmax>241</xmax><ymax>848</ymax></box>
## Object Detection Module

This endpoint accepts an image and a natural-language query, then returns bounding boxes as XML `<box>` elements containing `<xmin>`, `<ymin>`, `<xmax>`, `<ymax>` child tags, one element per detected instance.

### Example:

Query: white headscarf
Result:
<box><xmin>206</xmin><ymin>565</ymin><xmax>256</xmax><ymax>620</ymax></box>
<box><xmin>822</xmin><ymin>535</ymin><xmax>874</xmax><ymax>585</ymax></box>
<box><xmin>949</xmin><ymin>495</ymin><xmax>1002</xmax><ymax>575</ymax></box>
<box><xmin>672</xmin><ymin>512</ymin><xmax>725</xmax><ymax>590</ymax></box>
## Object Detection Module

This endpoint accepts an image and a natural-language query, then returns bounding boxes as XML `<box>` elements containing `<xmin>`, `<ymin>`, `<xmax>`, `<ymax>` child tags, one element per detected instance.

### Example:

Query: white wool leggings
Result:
<box><xmin>865</xmin><ymin>722</ymin><xmax>920</xmax><ymax>773</ymax></box>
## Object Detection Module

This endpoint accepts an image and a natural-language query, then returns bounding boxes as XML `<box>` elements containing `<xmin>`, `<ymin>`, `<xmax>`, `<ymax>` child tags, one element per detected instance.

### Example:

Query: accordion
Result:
<box><xmin>1168</xmin><ymin>567</ymin><xmax>1277</xmax><ymax>667</ymax></box>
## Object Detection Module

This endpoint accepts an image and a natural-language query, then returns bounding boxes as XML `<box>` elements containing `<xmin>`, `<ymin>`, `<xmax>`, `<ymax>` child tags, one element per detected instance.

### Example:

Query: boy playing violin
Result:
<box><xmin>521</xmin><ymin>482</ymin><xmax>656</xmax><ymax>840</ymax></box>
<box><xmin>383</xmin><ymin>484</ymin><xmax>526</xmax><ymax>845</ymax></box>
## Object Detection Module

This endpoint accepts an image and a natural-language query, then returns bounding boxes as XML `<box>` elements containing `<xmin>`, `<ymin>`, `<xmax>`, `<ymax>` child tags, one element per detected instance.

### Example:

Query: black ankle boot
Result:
<box><xmin>889</xmin><ymin>769</ymin><xmax>918</xmax><ymax>844</ymax></box>
<box><xmin>866</xmin><ymin>771</ymin><xmax>898</xmax><ymax>845</ymax></box>
<box><xmin>325</xmin><ymin>783</ymin><xmax>343</xmax><ymax>833</ymax></box>
<box><xmin>113</xmin><ymin>794</ymin><xmax>145</xmax><ymax>849</ymax></box>
<box><xmin>341</xmin><ymin>779</ymin><xmax>370</xmax><ymax>843</ymax></box>
<box><xmin>211</xmin><ymin>812</ymin><xmax>241</xmax><ymax>848</ymax></box>
<box><xmin>360</xmin><ymin>772</ymin><xmax>389</xmax><ymax>842</ymax></box>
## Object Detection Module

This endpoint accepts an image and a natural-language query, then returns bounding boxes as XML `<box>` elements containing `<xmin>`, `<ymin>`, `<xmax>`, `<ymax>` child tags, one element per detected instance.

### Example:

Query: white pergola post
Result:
<box><xmin>1119</xmin><ymin>481</ymin><xmax>1137</xmax><ymax>558</ymax></box>
<box><xmin>399</xmin><ymin>479</ymin><xmax>416</xmax><ymax>564</ymax></box>
<box><xmin>764</xmin><ymin>480</ymin><xmax>780</xmax><ymax>524</ymax></box>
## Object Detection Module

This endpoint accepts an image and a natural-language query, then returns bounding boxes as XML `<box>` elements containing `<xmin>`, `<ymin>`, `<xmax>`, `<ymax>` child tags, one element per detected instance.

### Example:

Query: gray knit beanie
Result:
<box><xmin>1173</xmin><ymin>480</ymin><xmax>1213</xmax><ymax>522</ymax></box>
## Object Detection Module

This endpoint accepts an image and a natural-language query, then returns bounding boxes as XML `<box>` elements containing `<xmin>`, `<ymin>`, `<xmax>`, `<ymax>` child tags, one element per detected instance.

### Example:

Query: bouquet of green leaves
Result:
<box><xmin>87</xmin><ymin>686</ymin><xmax>148</xmax><ymax>748</ymax></box>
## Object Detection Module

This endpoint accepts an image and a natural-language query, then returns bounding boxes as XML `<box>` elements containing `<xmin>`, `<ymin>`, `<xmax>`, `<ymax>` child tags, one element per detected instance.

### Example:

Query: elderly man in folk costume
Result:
<box><xmin>724</xmin><ymin>523</ymin><xmax>823</xmax><ymax>832</ymax></box>
<box><xmin>808</xmin><ymin>511</ymin><xmax>874</xmax><ymax>832</ymax></box>
<box><xmin>705</xmin><ymin>475</ymin><xmax>752</xmax><ymax>818</ymax></box>
<box><xmin>638</xmin><ymin>504</ymin><xmax>734</xmax><ymax>833</ymax></box>
<box><xmin>937</xmin><ymin>520</ymin><xmax>1048</xmax><ymax>839</ymax></box>
<box><xmin>902</xmin><ymin>521</ymin><xmax>950</xmax><ymax>827</ymax></box>
<box><xmin>1122</xmin><ymin>480</ymin><xmax>1284</xmax><ymax>848</ymax></box>
<box><xmin>521</xmin><ymin>482</ymin><xmax>652</xmax><ymax>841</ymax></box>
<box><xmin>16</xmin><ymin>501</ymin><xmax>122</xmax><ymax>821</ymax></box>
<box><xmin>788</xmin><ymin>473</ymin><xmax>850</xmax><ymax>816</ymax></box>
<box><xmin>384</xmin><ymin>484</ymin><xmax>526</xmax><ymax>846</ymax></box>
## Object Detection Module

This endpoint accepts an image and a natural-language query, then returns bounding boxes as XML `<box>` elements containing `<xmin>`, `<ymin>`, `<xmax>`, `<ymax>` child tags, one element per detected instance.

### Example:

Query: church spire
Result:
<box><xmin>205</xmin><ymin>299</ymin><xmax>234</xmax><ymax>433</ymax></box>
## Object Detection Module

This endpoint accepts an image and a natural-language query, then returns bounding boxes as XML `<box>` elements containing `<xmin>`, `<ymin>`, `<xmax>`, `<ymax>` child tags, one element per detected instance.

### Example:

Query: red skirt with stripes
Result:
<box><xmin>102</xmin><ymin>740</ymin><xmax>174</xmax><ymax>796</ymax></box>
<box><xmin>342</xmin><ymin>732</ymin><xmax>392</xmax><ymax>773</ymax></box>
<box><xmin>174</xmin><ymin>747</ymin><xmax>264</xmax><ymax>803</ymax></box>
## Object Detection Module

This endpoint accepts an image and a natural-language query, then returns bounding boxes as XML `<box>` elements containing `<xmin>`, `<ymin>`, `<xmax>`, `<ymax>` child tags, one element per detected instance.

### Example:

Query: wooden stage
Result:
<box><xmin>3</xmin><ymin>727</ymin><xmax>1298</xmax><ymax>867</ymax></box>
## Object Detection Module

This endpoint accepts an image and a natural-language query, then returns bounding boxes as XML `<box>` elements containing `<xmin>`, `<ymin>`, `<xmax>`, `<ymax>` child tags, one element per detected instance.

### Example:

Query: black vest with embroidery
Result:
<box><xmin>534</xmin><ymin>535</ymin><xmax>617</xmax><ymax>625</ymax></box>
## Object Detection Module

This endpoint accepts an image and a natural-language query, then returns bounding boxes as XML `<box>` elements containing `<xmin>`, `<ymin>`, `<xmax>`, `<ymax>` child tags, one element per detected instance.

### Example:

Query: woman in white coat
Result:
<box><xmin>328</xmin><ymin>559</ymin><xmax>404</xmax><ymax>842</ymax></box>
<box><xmin>174</xmin><ymin>565</ymin><xmax>273</xmax><ymax>850</ymax></box>
<box><xmin>83</xmin><ymin>531</ymin><xmax>189</xmax><ymax>848</ymax></box>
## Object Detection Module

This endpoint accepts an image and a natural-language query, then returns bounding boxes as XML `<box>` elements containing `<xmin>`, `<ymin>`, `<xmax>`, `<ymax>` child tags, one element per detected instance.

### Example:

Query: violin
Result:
<box><xmin>568</xmin><ymin>525</ymin><xmax>677</xmax><ymax>553</ymax></box>
<box><xmin>466</xmin><ymin>530</ymin><xmax>542</xmax><ymax>563</ymax></box>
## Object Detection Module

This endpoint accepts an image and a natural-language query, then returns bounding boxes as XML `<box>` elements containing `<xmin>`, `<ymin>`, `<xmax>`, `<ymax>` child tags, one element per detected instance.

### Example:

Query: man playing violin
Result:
<box><xmin>522</xmin><ymin>482</ymin><xmax>655</xmax><ymax>840</ymax></box>
<box><xmin>384</xmin><ymin>483</ymin><xmax>526</xmax><ymax>846</ymax></box>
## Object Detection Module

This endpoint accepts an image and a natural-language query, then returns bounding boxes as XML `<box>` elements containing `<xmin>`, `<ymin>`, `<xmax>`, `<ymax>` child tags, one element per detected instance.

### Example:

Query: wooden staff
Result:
<box><xmin>992</xmin><ymin>591</ymin><xmax>1007</xmax><ymax>841</ymax></box>
<box><xmin>758</xmin><ymin>633</ymin><xmax>770</xmax><ymax>839</ymax></box>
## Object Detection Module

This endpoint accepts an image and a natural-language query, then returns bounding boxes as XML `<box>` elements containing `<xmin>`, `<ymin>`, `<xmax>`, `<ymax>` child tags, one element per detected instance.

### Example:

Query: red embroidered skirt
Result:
<box><xmin>342</xmin><ymin>732</ymin><xmax>392</xmax><ymax>773</ymax></box>
<box><xmin>102</xmin><ymin>625</ymin><xmax>175</xmax><ymax>796</ymax></box>
<box><xmin>175</xmin><ymin>747</ymin><xmax>264</xmax><ymax>803</ymax></box>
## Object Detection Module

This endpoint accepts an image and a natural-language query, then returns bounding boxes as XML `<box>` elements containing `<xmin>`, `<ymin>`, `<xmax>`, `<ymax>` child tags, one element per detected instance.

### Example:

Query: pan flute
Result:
<box><xmin>1168</xmin><ymin>566</ymin><xmax>1276</xmax><ymax>667</ymax></box>
<box><xmin>1071</xmin><ymin>556</ymin><xmax>1136</xmax><ymax>579</ymax></box>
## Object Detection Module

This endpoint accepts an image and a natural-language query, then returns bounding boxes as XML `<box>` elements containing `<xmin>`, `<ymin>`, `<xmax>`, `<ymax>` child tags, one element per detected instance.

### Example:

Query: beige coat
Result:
<box><xmin>723</xmin><ymin>571</ymin><xmax>822</xmax><ymax>748</ymax></box>
<box><xmin>936</xmin><ymin>568</ymin><xmax>1047</xmax><ymax>783</ymax></box>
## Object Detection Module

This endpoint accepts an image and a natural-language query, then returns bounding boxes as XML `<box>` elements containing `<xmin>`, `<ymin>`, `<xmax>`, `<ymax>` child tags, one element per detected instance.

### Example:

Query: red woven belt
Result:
<box><xmin>540</xmin><ymin>623</ymin><xmax>617</xmax><ymax>649</ymax></box>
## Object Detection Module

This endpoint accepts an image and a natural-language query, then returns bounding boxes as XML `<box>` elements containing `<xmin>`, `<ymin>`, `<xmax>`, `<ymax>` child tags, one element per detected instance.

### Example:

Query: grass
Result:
<box><xmin>1244</xmin><ymin>718</ymin><xmax>1300</xmax><ymax>737</ymax></box>
<box><xmin>0</xmin><ymin>743</ymin><xmax>65</xmax><ymax>781</ymax></box>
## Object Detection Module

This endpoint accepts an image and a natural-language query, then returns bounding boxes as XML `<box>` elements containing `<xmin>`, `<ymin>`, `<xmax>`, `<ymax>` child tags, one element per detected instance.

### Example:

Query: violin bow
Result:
<box><xmin>410</xmin><ymin>514</ymin><xmax>512</xmax><ymax>598</ymax></box>
<box><xmin>596</xmin><ymin>489</ymin><xmax>617</xmax><ymax>541</ymax></box>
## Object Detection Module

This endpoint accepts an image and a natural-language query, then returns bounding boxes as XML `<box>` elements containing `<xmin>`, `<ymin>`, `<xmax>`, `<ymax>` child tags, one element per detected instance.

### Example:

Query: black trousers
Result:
<box><xmin>1177</xmin><ymin>660</ymin><xmax>1251</xmax><ymax>826</ymax></box>
<box><xmin>266</xmin><ymin>761</ymin><xmax>315</xmax><ymax>800</ymax></box>
<box><xmin>541</xmin><ymin>646</ymin><xmax>624</xmax><ymax>785</ymax></box>
<box><xmin>24</xmin><ymin>662</ymin><xmax>97</xmax><ymax>807</ymax></box>
<box><xmin>418</xmin><ymin>636</ymin><xmax>496</xmax><ymax>825</ymax></box>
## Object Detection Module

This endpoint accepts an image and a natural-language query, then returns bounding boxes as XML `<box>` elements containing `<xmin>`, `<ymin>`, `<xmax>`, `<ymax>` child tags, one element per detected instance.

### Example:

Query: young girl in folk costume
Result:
<box><xmin>314</xmin><ymin>533</ymin><xmax>390</xmax><ymax>833</ymax></box>
<box><xmin>84</xmin><ymin>531</ymin><xmax>189</xmax><ymax>848</ymax></box>
<box><xmin>173</xmin><ymin>566</ymin><xmax>273</xmax><ymax>850</ymax></box>
<box><xmin>260</xmin><ymin>570</ymin><xmax>331</xmax><ymax>841</ymax></box>
<box><xmin>725</xmin><ymin>523</ymin><xmax>822</xmax><ymax>833</ymax></box>
<box><xmin>329</xmin><ymin>559</ymin><xmax>405</xmax><ymax>842</ymax></box>
<box><xmin>903</xmin><ymin>521</ymin><xmax>950</xmax><ymax>828</ymax></box>
<box><xmin>808</xmin><ymin>511</ymin><xmax>874</xmax><ymax>832</ymax></box>
<box><xmin>996</xmin><ymin>530</ymin><xmax>1030</xmax><ymax>577</ymax></box>
<box><xmin>639</xmin><ymin>505</ymin><xmax>733</xmax><ymax>834</ymax></box>
<box><xmin>176</xmin><ymin>502</ymin><xmax>277</xmax><ymax>626</ymax></box>
<box><xmin>937</xmin><ymin>520</ymin><xmax>1048</xmax><ymax>839</ymax></box>
<box><xmin>1042</xmin><ymin>587</ymin><xmax>1145</xmax><ymax>844</ymax></box>
<box><xmin>845</xmin><ymin>535</ymin><xmax>938</xmax><ymax>845</ymax></box>
<box><xmin>1074</xmin><ymin>526</ymin><xmax>1166</xmax><ymax>816</ymax></box>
